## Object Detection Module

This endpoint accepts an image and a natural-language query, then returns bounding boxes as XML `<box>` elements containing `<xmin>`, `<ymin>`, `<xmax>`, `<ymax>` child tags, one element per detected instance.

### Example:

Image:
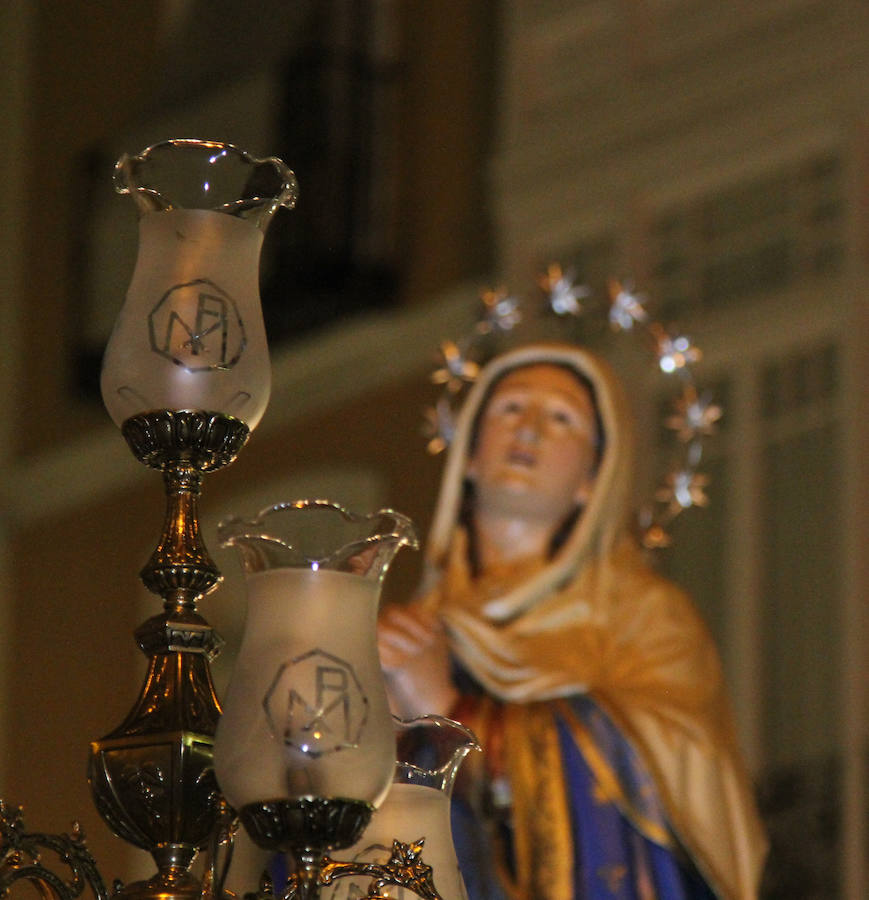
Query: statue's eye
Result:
<box><xmin>492</xmin><ymin>396</ymin><xmax>524</xmax><ymax>416</ymax></box>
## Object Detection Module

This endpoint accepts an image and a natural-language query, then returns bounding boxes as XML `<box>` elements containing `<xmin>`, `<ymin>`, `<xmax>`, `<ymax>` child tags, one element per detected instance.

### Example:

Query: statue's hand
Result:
<box><xmin>378</xmin><ymin>602</ymin><xmax>458</xmax><ymax>719</ymax></box>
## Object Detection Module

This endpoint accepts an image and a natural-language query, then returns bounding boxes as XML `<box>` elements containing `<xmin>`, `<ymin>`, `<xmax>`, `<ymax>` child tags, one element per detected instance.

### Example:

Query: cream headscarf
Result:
<box><xmin>421</xmin><ymin>343</ymin><xmax>768</xmax><ymax>900</ymax></box>
<box><xmin>425</xmin><ymin>343</ymin><xmax>635</xmax><ymax>624</ymax></box>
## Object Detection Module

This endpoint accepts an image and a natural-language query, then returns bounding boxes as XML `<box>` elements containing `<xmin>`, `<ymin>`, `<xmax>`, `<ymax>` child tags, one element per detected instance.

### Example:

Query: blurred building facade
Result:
<box><xmin>0</xmin><ymin>1</ymin><xmax>866</xmax><ymax>897</ymax></box>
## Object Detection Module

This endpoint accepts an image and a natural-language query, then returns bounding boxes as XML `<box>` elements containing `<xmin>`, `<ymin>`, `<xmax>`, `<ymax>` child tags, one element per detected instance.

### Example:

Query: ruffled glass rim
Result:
<box><xmin>114</xmin><ymin>138</ymin><xmax>299</xmax><ymax>229</ymax></box>
<box><xmin>218</xmin><ymin>499</ymin><xmax>419</xmax><ymax>580</ymax></box>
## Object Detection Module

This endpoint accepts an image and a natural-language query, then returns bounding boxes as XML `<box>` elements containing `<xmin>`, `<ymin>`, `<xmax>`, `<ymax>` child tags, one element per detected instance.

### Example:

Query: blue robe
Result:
<box><xmin>450</xmin><ymin>684</ymin><xmax>718</xmax><ymax>900</ymax></box>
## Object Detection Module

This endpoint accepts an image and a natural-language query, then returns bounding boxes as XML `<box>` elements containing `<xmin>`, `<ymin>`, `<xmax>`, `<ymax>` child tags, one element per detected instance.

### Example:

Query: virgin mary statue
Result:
<box><xmin>378</xmin><ymin>343</ymin><xmax>768</xmax><ymax>900</ymax></box>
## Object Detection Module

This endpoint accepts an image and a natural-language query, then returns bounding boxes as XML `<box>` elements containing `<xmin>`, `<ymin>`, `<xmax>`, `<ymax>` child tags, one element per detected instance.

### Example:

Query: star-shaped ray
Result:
<box><xmin>666</xmin><ymin>388</ymin><xmax>723</xmax><ymax>442</ymax></box>
<box><xmin>430</xmin><ymin>341</ymin><xmax>479</xmax><ymax>394</ymax></box>
<box><xmin>477</xmin><ymin>287</ymin><xmax>522</xmax><ymax>334</ymax></box>
<box><xmin>539</xmin><ymin>263</ymin><xmax>589</xmax><ymax>317</ymax></box>
<box><xmin>607</xmin><ymin>279</ymin><xmax>649</xmax><ymax>331</ymax></box>
<box><xmin>656</xmin><ymin>469</ymin><xmax>711</xmax><ymax>514</ymax></box>
<box><xmin>421</xmin><ymin>397</ymin><xmax>456</xmax><ymax>455</ymax></box>
<box><xmin>651</xmin><ymin>324</ymin><xmax>702</xmax><ymax>373</ymax></box>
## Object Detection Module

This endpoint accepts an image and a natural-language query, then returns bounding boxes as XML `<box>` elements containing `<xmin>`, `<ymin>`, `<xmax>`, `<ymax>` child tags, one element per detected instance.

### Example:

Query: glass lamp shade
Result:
<box><xmin>213</xmin><ymin>502</ymin><xmax>418</xmax><ymax>814</ymax></box>
<box><xmin>100</xmin><ymin>139</ymin><xmax>298</xmax><ymax>429</ymax></box>
<box><xmin>324</xmin><ymin>716</ymin><xmax>481</xmax><ymax>900</ymax></box>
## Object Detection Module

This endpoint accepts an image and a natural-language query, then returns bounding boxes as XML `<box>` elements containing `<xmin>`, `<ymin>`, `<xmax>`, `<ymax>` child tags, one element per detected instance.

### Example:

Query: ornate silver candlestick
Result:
<box><xmin>89</xmin><ymin>139</ymin><xmax>297</xmax><ymax>900</ymax></box>
<box><xmin>1</xmin><ymin>140</ymin><xmax>456</xmax><ymax>900</ymax></box>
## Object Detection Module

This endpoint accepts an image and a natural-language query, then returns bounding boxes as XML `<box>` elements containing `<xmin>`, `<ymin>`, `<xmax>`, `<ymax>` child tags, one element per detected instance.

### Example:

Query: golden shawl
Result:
<box><xmin>422</xmin><ymin>343</ymin><xmax>768</xmax><ymax>900</ymax></box>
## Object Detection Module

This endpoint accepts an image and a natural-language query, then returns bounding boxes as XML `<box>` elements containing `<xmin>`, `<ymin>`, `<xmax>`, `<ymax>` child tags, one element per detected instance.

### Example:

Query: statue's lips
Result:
<box><xmin>505</xmin><ymin>448</ymin><xmax>536</xmax><ymax>467</ymax></box>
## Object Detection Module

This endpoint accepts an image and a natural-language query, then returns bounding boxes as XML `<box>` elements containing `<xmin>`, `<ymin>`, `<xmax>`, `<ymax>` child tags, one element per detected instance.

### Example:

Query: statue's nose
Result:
<box><xmin>514</xmin><ymin>406</ymin><xmax>544</xmax><ymax>441</ymax></box>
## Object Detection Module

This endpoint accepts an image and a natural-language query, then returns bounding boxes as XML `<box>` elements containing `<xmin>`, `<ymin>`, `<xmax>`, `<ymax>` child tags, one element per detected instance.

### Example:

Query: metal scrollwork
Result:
<box><xmin>0</xmin><ymin>801</ymin><xmax>110</xmax><ymax>900</ymax></box>
<box><xmin>320</xmin><ymin>838</ymin><xmax>441</xmax><ymax>900</ymax></box>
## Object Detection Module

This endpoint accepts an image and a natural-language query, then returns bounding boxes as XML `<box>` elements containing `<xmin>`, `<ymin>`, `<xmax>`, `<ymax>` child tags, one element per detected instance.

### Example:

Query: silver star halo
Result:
<box><xmin>422</xmin><ymin>267</ymin><xmax>722</xmax><ymax>551</ymax></box>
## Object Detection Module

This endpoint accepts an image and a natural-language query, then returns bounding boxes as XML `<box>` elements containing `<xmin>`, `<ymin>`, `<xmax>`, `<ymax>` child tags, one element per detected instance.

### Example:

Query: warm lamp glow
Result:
<box><xmin>214</xmin><ymin>503</ymin><xmax>418</xmax><ymax>813</ymax></box>
<box><xmin>213</xmin><ymin>567</ymin><xmax>396</xmax><ymax>810</ymax></box>
<box><xmin>100</xmin><ymin>209</ymin><xmax>271</xmax><ymax>426</ymax></box>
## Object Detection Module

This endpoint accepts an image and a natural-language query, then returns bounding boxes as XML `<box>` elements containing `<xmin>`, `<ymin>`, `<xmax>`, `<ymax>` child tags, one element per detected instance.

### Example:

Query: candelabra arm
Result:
<box><xmin>0</xmin><ymin>802</ymin><xmax>110</xmax><ymax>900</ymax></box>
<box><xmin>317</xmin><ymin>838</ymin><xmax>441</xmax><ymax>900</ymax></box>
<box><xmin>198</xmin><ymin>801</ymin><xmax>238</xmax><ymax>900</ymax></box>
<box><xmin>239</xmin><ymin>833</ymin><xmax>442</xmax><ymax>900</ymax></box>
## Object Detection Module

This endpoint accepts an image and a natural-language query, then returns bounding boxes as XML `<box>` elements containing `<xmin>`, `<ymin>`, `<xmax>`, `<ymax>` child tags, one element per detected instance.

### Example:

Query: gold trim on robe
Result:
<box><xmin>503</xmin><ymin>703</ymin><xmax>574</xmax><ymax>900</ymax></box>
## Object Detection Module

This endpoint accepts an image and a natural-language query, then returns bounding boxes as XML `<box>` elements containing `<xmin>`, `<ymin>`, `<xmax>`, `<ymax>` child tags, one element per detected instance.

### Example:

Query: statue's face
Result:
<box><xmin>467</xmin><ymin>364</ymin><xmax>600</xmax><ymax>522</ymax></box>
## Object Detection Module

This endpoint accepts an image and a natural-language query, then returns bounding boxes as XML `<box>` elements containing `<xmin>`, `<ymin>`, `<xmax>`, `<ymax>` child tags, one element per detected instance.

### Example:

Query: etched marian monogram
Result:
<box><xmin>148</xmin><ymin>278</ymin><xmax>246</xmax><ymax>371</ymax></box>
<box><xmin>264</xmin><ymin>649</ymin><xmax>369</xmax><ymax>757</ymax></box>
